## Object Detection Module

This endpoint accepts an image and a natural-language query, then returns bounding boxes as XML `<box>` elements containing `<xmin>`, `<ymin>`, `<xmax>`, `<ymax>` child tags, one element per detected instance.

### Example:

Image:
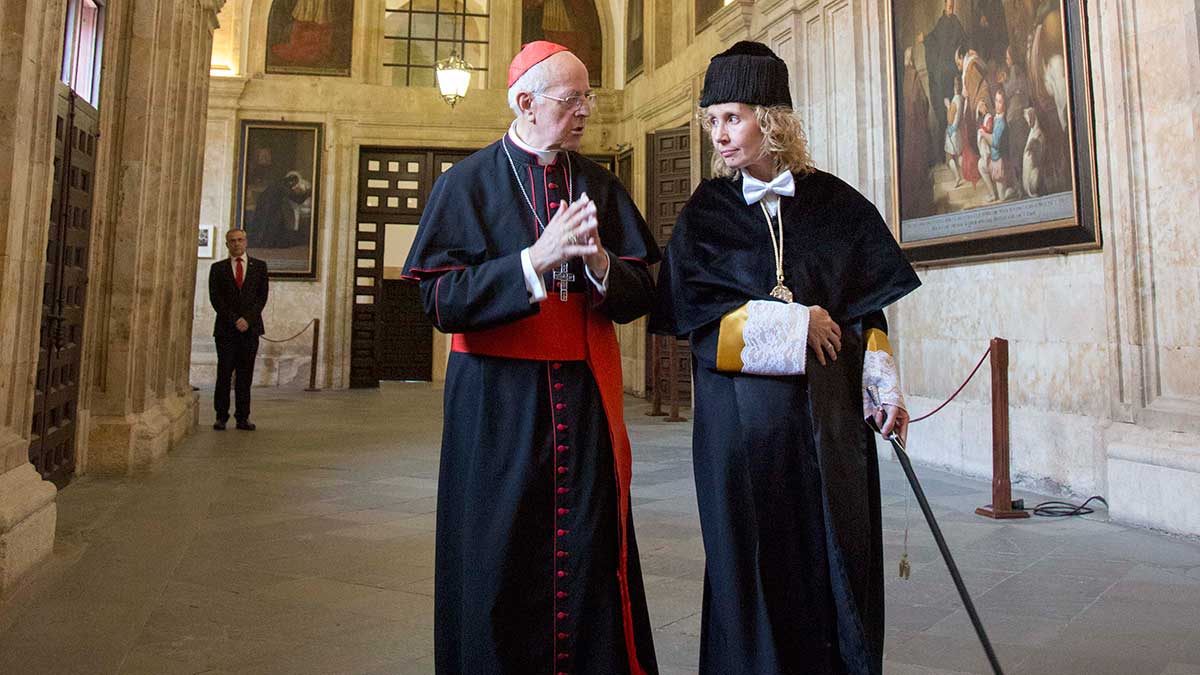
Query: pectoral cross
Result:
<box><xmin>552</xmin><ymin>263</ymin><xmax>575</xmax><ymax>302</ymax></box>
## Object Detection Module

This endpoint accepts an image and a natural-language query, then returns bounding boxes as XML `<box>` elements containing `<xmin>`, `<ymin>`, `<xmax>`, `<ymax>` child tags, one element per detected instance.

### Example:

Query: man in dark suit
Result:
<box><xmin>209</xmin><ymin>228</ymin><xmax>269</xmax><ymax>431</ymax></box>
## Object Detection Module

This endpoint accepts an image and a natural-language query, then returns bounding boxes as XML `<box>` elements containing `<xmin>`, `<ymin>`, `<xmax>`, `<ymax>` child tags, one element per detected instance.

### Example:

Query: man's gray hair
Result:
<box><xmin>507</xmin><ymin>58</ymin><xmax>554</xmax><ymax>117</ymax></box>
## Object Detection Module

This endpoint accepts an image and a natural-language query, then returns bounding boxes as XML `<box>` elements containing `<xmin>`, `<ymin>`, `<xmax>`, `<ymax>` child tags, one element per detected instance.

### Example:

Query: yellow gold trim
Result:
<box><xmin>716</xmin><ymin>304</ymin><xmax>750</xmax><ymax>372</ymax></box>
<box><xmin>864</xmin><ymin>328</ymin><xmax>892</xmax><ymax>355</ymax></box>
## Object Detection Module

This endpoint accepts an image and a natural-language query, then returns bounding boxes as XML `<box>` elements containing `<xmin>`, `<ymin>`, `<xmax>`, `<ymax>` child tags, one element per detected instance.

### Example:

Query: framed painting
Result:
<box><xmin>522</xmin><ymin>0</ymin><xmax>603</xmax><ymax>87</ymax></box>
<box><xmin>887</xmin><ymin>0</ymin><xmax>1099</xmax><ymax>264</ymax></box>
<box><xmin>198</xmin><ymin>223</ymin><xmax>215</xmax><ymax>259</ymax></box>
<box><xmin>627</xmin><ymin>0</ymin><xmax>644</xmax><ymax>81</ymax></box>
<box><xmin>265</xmin><ymin>0</ymin><xmax>354</xmax><ymax>76</ymax></box>
<box><xmin>234</xmin><ymin>121</ymin><xmax>322</xmax><ymax>279</ymax></box>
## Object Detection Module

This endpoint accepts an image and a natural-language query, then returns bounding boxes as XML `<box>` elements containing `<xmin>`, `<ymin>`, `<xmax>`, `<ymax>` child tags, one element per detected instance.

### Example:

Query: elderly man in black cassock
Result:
<box><xmin>402</xmin><ymin>41</ymin><xmax>659</xmax><ymax>675</ymax></box>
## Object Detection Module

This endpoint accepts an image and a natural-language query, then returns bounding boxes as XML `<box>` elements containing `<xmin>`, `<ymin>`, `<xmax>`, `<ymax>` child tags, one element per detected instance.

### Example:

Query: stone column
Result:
<box><xmin>85</xmin><ymin>0</ymin><xmax>227</xmax><ymax>473</ymax></box>
<box><xmin>0</xmin><ymin>0</ymin><xmax>69</xmax><ymax>595</ymax></box>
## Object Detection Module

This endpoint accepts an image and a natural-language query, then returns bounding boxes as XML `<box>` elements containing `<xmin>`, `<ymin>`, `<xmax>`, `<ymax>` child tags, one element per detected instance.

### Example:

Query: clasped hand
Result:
<box><xmin>527</xmin><ymin>193</ymin><xmax>609</xmax><ymax>279</ymax></box>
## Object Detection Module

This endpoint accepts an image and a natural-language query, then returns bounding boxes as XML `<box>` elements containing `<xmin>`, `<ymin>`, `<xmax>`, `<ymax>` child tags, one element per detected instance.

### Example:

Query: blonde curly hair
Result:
<box><xmin>700</xmin><ymin>104</ymin><xmax>815</xmax><ymax>179</ymax></box>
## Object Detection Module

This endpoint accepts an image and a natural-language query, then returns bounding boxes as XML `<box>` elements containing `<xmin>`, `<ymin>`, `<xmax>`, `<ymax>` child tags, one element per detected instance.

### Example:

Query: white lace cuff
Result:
<box><xmin>739</xmin><ymin>300</ymin><xmax>810</xmax><ymax>376</ymax></box>
<box><xmin>863</xmin><ymin>349</ymin><xmax>905</xmax><ymax>418</ymax></box>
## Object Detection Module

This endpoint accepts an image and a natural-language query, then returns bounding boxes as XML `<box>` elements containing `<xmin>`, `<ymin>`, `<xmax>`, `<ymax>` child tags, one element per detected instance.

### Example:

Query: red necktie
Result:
<box><xmin>235</xmin><ymin>257</ymin><xmax>244</xmax><ymax>289</ymax></box>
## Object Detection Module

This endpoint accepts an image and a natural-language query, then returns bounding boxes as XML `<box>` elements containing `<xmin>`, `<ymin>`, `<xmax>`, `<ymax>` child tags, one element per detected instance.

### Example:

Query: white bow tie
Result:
<box><xmin>742</xmin><ymin>170</ymin><xmax>795</xmax><ymax>206</ymax></box>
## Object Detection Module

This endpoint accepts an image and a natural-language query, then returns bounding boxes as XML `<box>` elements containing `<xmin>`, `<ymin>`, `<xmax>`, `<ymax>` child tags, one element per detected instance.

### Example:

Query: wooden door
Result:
<box><xmin>351</xmin><ymin>149</ymin><xmax>470</xmax><ymax>386</ymax></box>
<box><xmin>644</xmin><ymin>126</ymin><xmax>693</xmax><ymax>404</ymax></box>
<box><xmin>30</xmin><ymin>85</ymin><xmax>98</xmax><ymax>483</ymax></box>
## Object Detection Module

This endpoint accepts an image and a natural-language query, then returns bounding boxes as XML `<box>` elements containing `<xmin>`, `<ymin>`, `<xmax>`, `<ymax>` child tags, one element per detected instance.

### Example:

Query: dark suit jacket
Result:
<box><xmin>209</xmin><ymin>256</ymin><xmax>269</xmax><ymax>337</ymax></box>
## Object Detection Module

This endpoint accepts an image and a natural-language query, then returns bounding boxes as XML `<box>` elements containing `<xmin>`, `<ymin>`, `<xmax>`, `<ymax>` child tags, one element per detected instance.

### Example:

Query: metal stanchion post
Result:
<box><xmin>305</xmin><ymin>318</ymin><xmax>321</xmax><ymax>392</ymax></box>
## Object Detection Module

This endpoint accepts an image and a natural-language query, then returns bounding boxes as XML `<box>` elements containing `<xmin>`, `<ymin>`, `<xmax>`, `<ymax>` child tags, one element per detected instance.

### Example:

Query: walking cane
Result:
<box><xmin>867</xmin><ymin>390</ymin><xmax>1005</xmax><ymax>675</ymax></box>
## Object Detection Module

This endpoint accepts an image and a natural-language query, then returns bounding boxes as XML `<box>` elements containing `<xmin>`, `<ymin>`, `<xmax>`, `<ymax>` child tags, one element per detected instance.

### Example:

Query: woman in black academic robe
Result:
<box><xmin>650</xmin><ymin>42</ymin><xmax>921</xmax><ymax>675</ymax></box>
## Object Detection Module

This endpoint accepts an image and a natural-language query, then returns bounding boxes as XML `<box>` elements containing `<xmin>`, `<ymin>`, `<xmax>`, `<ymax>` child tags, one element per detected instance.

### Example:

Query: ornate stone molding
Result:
<box><xmin>713</xmin><ymin>0</ymin><xmax>757</xmax><ymax>42</ymax></box>
<box><xmin>201</xmin><ymin>0</ymin><xmax>227</xmax><ymax>31</ymax></box>
<box><xmin>207</xmin><ymin>75</ymin><xmax>248</xmax><ymax>110</ymax></box>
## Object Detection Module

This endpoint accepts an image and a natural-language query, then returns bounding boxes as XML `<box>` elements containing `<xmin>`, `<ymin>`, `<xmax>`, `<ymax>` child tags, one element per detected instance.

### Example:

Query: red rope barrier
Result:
<box><xmin>910</xmin><ymin>345</ymin><xmax>992</xmax><ymax>424</ymax></box>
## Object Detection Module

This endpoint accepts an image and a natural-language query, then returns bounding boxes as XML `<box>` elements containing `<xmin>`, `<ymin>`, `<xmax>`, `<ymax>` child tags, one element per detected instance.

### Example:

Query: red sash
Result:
<box><xmin>451</xmin><ymin>295</ymin><xmax>646</xmax><ymax>675</ymax></box>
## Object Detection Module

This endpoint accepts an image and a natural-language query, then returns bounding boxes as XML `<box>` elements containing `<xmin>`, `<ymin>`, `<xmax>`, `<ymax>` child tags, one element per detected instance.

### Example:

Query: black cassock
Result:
<box><xmin>651</xmin><ymin>170</ymin><xmax>920</xmax><ymax>675</ymax></box>
<box><xmin>403</xmin><ymin>136</ymin><xmax>660</xmax><ymax>675</ymax></box>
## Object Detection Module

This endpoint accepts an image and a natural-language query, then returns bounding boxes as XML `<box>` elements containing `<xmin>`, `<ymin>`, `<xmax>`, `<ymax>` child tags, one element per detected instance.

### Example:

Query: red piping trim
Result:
<box><xmin>527</xmin><ymin>165</ymin><xmax>540</xmax><ymax>238</ymax></box>
<box><xmin>617</xmin><ymin>256</ymin><xmax>648</xmax><ymax>266</ymax></box>
<box><xmin>406</xmin><ymin>265</ymin><xmax>467</xmax><ymax>275</ymax></box>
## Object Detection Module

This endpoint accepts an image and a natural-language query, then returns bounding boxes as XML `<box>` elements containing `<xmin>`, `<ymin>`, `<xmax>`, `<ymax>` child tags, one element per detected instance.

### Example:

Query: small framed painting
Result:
<box><xmin>198</xmin><ymin>223</ymin><xmax>216</xmax><ymax>258</ymax></box>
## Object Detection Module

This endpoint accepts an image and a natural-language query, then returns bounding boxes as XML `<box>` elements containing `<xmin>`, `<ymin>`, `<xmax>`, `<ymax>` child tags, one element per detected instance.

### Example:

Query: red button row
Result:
<box><xmin>553</xmin><ymin>357</ymin><xmax>572</xmax><ymax>674</ymax></box>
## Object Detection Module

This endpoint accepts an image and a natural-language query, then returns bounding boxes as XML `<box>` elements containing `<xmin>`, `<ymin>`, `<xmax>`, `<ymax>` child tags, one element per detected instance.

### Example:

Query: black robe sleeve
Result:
<box><xmin>402</xmin><ymin>167</ymin><xmax>539</xmax><ymax>334</ymax></box>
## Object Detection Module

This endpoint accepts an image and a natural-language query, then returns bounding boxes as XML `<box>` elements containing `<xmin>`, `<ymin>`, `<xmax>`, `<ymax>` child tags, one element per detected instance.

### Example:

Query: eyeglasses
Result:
<box><xmin>535</xmin><ymin>91</ymin><xmax>597</xmax><ymax>111</ymax></box>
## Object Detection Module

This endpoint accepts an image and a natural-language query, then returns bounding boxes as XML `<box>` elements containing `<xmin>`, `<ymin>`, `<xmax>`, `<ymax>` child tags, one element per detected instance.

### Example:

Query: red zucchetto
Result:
<box><xmin>507</xmin><ymin>41</ymin><xmax>571</xmax><ymax>87</ymax></box>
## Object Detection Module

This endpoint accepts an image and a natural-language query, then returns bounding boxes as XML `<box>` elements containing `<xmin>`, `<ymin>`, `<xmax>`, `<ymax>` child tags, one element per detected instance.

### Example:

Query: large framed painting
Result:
<box><xmin>235</xmin><ymin>121</ymin><xmax>322</xmax><ymax>279</ymax></box>
<box><xmin>266</xmin><ymin>0</ymin><xmax>354</xmax><ymax>76</ymax></box>
<box><xmin>888</xmin><ymin>0</ymin><xmax>1099</xmax><ymax>264</ymax></box>
<box><xmin>522</xmin><ymin>0</ymin><xmax>603</xmax><ymax>87</ymax></box>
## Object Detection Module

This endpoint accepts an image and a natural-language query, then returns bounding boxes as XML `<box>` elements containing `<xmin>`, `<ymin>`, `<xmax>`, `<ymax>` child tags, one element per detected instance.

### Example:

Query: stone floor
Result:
<box><xmin>2</xmin><ymin>384</ymin><xmax>1200</xmax><ymax>675</ymax></box>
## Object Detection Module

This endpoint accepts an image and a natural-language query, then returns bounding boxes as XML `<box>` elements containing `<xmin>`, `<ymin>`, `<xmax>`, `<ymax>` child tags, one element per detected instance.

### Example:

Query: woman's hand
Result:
<box><xmin>872</xmin><ymin>404</ymin><xmax>910</xmax><ymax>446</ymax></box>
<box><xmin>807</xmin><ymin>305</ymin><xmax>842</xmax><ymax>366</ymax></box>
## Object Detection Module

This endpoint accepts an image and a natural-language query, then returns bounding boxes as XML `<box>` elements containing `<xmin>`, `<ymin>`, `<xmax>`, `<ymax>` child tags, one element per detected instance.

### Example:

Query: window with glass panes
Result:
<box><xmin>384</xmin><ymin>0</ymin><xmax>490</xmax><ymax>88</ymax></box>
<box><xmin>61</xmin><ymin>0</ymin><xmax>105</xmax><ymax>106</ymax></box>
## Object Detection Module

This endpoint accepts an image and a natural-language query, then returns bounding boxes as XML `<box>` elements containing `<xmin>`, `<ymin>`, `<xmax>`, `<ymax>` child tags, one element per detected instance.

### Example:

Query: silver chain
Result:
<box><xmin>501</xmin><ymin>135</ymin><xmax>573</xmax><ymax>233</ymax></box>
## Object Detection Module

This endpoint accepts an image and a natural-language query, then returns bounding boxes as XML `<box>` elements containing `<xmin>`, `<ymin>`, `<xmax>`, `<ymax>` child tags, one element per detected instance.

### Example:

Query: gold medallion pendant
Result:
<box><xmin>760</xmin><ymin>202</ymin><xmax>792</xmax><ymax>304</ymax></box>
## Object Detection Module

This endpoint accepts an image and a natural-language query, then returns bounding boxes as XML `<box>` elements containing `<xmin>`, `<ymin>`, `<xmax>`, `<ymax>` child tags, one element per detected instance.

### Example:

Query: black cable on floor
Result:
<box><xmin>1030</xmin><ymin>495</ymin><xmax>1108</xmax><ymax>517</ymax></box>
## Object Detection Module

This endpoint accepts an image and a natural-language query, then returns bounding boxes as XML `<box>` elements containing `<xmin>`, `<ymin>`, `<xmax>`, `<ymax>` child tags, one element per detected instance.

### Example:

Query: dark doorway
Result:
<box><xmin>351</xmin><ymin>149</ymin><xmax>471</xmax><ymax>387</ymax></box>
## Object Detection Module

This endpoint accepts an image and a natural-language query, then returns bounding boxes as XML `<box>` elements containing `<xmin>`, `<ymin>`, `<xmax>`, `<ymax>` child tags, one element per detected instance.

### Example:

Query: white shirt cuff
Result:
<box><xmin>520</xmin><ymin>248</ymin><xmax>547</xmax><ymax>304</ymax></box>
<box><xmin>584</xmin><ymin>251</ymin><xmax>610</xmax><ymax>295</ymax></box>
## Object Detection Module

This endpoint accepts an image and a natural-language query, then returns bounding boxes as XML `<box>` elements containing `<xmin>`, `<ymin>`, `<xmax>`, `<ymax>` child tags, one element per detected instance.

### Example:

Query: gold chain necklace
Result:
<box><xmin>760</xmin><ymin>201</ymin><xmax>793</xmax><ymax>303</ymax></box>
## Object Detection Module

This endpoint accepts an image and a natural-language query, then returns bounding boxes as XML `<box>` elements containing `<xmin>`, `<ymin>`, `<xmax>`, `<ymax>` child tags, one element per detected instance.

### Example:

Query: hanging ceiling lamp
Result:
<box><xmin>435</xmin><ymin>52</ymin><xmax>472</xmax><ymax>108</ymax></box>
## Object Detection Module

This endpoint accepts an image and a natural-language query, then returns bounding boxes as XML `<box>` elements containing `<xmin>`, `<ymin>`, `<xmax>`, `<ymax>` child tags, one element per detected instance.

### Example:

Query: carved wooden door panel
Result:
<box><xmin>644</xmin><ymin>126</ymin><xmax>692</xmax><ymax>404</ymax></box>
<box><xmin>30</xmin><ymin>85</ymin><xmax>98</xmax><ymax>483</ymax></box>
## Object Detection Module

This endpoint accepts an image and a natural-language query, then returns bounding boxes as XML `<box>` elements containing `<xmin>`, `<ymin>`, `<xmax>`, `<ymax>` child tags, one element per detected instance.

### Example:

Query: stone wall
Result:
<box><xmin>0</xmin><ymin>0</ymin><xmax>226</xmax><ymax>597</ymax></box>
